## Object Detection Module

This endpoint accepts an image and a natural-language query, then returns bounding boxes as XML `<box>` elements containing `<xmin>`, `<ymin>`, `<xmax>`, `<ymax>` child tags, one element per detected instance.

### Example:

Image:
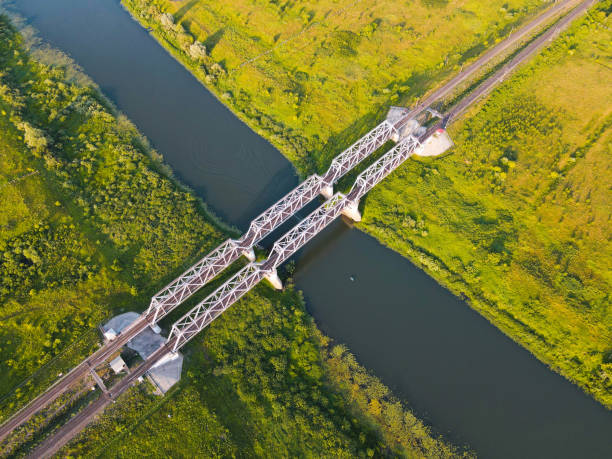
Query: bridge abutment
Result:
<box><xmin>341</xmin><ymin>200</ymin><xmax>362</xmax><ymax>222</ymax></box>
<box><xmin>320</xmin><ymin>184</ymin><xmax>334</xmax><ymax>199</ymax></box>
<box><xmin>264</xmin><ymin>269</ymin><xmax>283</xmax><ymax>290</ymax></box>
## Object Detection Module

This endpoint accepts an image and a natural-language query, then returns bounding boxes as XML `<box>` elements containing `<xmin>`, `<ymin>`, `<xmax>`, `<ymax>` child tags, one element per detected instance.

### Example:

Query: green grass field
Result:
<box><xmin>362</xmin><ymin>5</ymin><xmax>612</xmax><ymax>405</ymax></box>
<box><xmin>0</xmin><ymin>15</ymin><xmax>463</xmax><ymax>457</ymax></box>
<box><xmin>123</xmin><ymin>0</ymin><xmax>612</xmax><ymax>407</ymax></box>
<box><xmin>125</xmin><ymin>0</ymin><xmax>555</xmax><ymax>171</ymax></box>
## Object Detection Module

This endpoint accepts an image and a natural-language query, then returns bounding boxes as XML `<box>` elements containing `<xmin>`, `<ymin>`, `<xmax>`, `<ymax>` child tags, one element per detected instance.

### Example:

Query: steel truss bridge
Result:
<box><xmin>4</xmin><ymin>2</ymin><xmax>595</xmax><ymax>452</ymax></box>
<box><xmin>167</xmin><ymin>133</ymin><xmax>424</xmax><ymax>351</ymax></box>
<box><xmin>146</xmin><ymin>120</ymin><xmax>398</xmax><ymax>323</ymax></box>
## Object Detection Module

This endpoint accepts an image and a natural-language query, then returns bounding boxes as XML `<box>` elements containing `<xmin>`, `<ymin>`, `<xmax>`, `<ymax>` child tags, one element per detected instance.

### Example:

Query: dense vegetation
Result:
<box><xmin>123</xmin><ymin>0</ymin><xmax>612</xmax><ymax>407</ymax></box>
<box><xmin>64</xmin><ymin>287</ymin><xmax>464</xmax><ymax>457</ymax></box>
<box><xmin>0</xmin><ymin>13</ymin><xmax>223</xmax><ymax>419</ymax></box>
<box><xmin>0</xmin><ymin>15</ymin><xmax>462</xmax><ymax>457</ymax></box>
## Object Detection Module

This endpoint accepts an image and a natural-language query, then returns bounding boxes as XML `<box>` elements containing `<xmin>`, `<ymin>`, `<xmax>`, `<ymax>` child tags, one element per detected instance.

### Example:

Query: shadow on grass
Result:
<box><xmin>188</xmin><ymin>349</ymin><xmax>258</xmax><ymax>456</ymax></box>
<box><xmin>204</xmin><ymin>28</ymin><xmax>226</xmax><ymax>53</ymax></box>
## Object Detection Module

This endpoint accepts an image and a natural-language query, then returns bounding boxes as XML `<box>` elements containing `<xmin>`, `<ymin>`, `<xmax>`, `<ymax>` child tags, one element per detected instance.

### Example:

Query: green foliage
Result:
<box><xmin>322</xmin><ymin>339</ymin><xmax>471</xmax><ymax>458</ymax></box>
<box><xmin>63</xmin><ymin>286</ymin><xmax>465</xmax><ymax>458</ymax></box>
<box><xmin>360</xmin><ymin>4</ymin><xmax>612</xmax><ymax>406</ymax></box>
<box><xmin>0</xmin><ymin>14</ymin><xmax>223</xmax><ymax>419</ymax></box>
<box><xmin>123</xmin><ymin>0</ymin><xmax>549</xmax><ymax>173</ymax></box>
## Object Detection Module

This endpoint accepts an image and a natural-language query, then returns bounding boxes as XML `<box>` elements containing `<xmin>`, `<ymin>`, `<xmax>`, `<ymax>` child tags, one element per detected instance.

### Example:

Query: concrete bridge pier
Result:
<box><xmin>242</xmin><ymin>247</ymin><xmax>256</xmax><ymax>262</ymax></box>
<box><xmin>320</xmin><ymin>184</ymin><xmax>334</xmax><ymax>199</ymax></box>
<box><xmin>341</xmin><ymin>200</ymin><xmax>362</xmax><ymax>222</ymax></box>
<box><xmin>264</xmin><ymin>269</ymin><xmax>283</xmax><ymax>290</ymax></box>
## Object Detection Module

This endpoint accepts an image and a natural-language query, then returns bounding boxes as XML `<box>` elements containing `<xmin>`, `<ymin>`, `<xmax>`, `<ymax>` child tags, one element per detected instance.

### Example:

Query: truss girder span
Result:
<box><xmin>265</xmin><ymin>194</ymin><xmax>346</xmax><ymax>268</ymax></box>
<box><xmin>267</xmin><ymin>136</ymin><xmax>420</xmax><ymax>268</ymax></box>
<box><xmin>146</xmin><ymin>121</ymin><xmax>395</xmax><ymax>324</ymax></box>
<box><xmin>167</xmin><ymin>135</ymin><xmax>421</xmax><ymax>351</ymax></box>
<box><xmin>322</xmin><ymin>121</ymin><xmax>395</xmax><ymax>185</ymax></box>
<box><xmin>168</xmin><ymin>263</ymin><xmax>266</xmax><ymax>350</ymax></box>
<box><xmin>236</xmin><ymin>174</ymin><xmax>323</xmax><ymax>248</ymax></box>
<box><xmin>239</xmin><ymin>120</ymin><xmax>394</xmax><ymax>247</ymax></box>
<box><xmin>347</xmin><ymin>135</ymin><xmax>421</xmax><ymax>202</ymax></box>
<box><xmin>147</xmin><ymin>240</ymin><xmax>241</xmax><ymax>322</ymax></box>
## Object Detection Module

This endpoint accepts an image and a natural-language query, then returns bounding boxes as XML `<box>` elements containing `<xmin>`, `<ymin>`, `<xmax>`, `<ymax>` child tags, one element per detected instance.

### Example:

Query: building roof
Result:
<box><xmin>102</xmin><ymin>312</ymin><xmax>139</xmax><ymax>334</ymax></box>
<box><xmin>109</xmin><ymin>356</ymin><xmax>126</xmax><ymax>374</ymax></box>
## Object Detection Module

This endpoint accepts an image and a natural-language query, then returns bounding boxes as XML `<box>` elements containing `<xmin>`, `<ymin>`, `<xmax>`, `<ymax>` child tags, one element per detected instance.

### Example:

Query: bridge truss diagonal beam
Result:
<box><xmin>167</xmin><ymin>135</ymin><xmax>422</xmax><ymax>352</ymax></box>
<box><xmin>146</xmin><ymin>121</ymin><xmax>396</xmax><ymax>324</ymax></box>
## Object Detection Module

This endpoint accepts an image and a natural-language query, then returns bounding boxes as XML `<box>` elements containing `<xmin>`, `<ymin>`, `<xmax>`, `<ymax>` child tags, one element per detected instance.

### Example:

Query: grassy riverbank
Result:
<box><xmin>122</xmin><ymin>0</ymin><xmax>612</xmax><ymax>407</ymax></box>
<box><xmin>0</xmin><ymin>15</ymin><xmax>464</xmax><ymax>457</ymax></box>
<box><xmin>123</xmin><ymin>0</ymin><xmax>555</xmax><ymax>172</ymax></box>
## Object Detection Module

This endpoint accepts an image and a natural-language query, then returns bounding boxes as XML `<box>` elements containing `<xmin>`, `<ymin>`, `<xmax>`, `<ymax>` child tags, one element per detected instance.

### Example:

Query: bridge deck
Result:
<box><xmin>168</xmin><ymin>134</ymin><xmax>424</xmax><ymax>351</ymax></box>
<box><xmin>146</xmin><ymin>121</ymin><xmax>396</xmax><ymax>323</ymax></box>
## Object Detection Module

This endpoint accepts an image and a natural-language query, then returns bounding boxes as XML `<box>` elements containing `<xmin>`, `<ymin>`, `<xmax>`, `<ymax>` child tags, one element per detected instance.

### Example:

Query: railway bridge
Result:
<box><xmin>166</xmin><ymin>127</ymin><xmax>439</xmax><ymax>350</ymax></box>
<box><xmin>146</xmin><ymin>119</ymin><xmax>398</xmax><ymax>323</ymax></box>
<box><xmin>6</xmin><ymin>0</ymin><xmax>593</xmax><ymax>449</ymax></box>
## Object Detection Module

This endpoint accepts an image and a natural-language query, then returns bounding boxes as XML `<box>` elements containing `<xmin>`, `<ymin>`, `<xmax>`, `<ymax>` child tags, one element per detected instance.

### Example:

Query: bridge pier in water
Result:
<box><xmin>320</xmin><ymin>184</ymin><xmax>334</xmax><ymax>199</ymax></box>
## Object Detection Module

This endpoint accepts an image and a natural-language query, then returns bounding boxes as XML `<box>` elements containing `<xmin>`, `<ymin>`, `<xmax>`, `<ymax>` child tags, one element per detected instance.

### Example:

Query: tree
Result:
<box><xmin>189</xmin><ymin>42</ymin><xmax>207</xmax><ymax>61</ymax></box>
<box><xmin>18</xmin><ymin>121</ymin><xmax>48</xmax><ymax>155</ymax></box>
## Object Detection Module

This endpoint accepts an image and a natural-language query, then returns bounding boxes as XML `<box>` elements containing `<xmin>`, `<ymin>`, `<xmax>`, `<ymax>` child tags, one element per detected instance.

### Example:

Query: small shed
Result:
<box><xmin>103</xmin><ymin>328</ymin><xmax>117</xmax><ymax>341</ymax></box>
<box><xmin>109</xmin><ymin>356</ymin><xmax>127</xmax><ymax>374</ymax></box>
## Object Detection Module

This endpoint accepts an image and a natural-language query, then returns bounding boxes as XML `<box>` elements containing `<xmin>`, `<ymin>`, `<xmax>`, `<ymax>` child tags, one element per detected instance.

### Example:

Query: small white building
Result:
<box><xmin>109</xmin><ymin>356</ymin><xmax>127</xmax><ymax>374</ymax></box>
<box><xmin>103</xmin><ymin>328</ymin><xmax>117</xmax><ymax>341</ymax></box>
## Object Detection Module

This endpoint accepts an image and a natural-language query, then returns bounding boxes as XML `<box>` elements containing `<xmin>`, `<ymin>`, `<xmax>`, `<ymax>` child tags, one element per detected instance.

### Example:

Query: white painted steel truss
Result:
<box><xmin>322</xmin><ymin>121</ymin><xmax>396</xmax><ymax>185</ymax></box>
<box><xmin>348</xmin><ymin>135</ymin><xmax>421</xmax><ymax>201</ymax></box>
<box><xmin>167</xmin><ymin>135</ymin><xmax>422</xmax><ymax>351</ymax></box>
<box><xmin>266</xmin><ymin>194</ymin><xmax>346</xmax><ymax>267</ymax></box>
<box><xmin>147</xmin><ymin>240</ymin><xmax>241</xmax><ymax>323</ymax></box>
<box><xmin>168</xmin><ymin>263</ymin><xmax>266</xmax><ymax>350</ymax></box>
<box><xmin>146</xmin><ymin>121</ymin><xmax>395</xmax><ymax>324</ymax></box>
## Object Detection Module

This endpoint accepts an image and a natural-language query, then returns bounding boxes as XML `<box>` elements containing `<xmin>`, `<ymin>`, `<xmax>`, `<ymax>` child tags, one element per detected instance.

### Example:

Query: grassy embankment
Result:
<box><xmin>123</xmin><ymin>0</ymin><xmax>612</xmax><ymax>406</ymax></box>
<box><xmin>0</xmin><ymin>15</ymin><xmax>465</xmax><ymax>457</ymax></box>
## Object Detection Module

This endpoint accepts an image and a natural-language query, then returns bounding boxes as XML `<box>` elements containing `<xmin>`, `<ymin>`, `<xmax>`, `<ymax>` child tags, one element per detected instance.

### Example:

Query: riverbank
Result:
<box><xmin>122</xmin><ymin>0</ymin><xmax>612</xmax><ymax>408</ymax></box>
<box><xmin>0</xmin><ymin>13</ymin><xmax>462</xmax><ymax>457</ymax></box>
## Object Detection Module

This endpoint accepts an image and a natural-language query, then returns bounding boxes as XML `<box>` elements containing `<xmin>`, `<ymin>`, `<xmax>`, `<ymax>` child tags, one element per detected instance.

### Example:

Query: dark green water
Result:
<box><xmin>13</xmin><ymin>0</ymin><xmax>611</xmax><ymax>457</ymax></box>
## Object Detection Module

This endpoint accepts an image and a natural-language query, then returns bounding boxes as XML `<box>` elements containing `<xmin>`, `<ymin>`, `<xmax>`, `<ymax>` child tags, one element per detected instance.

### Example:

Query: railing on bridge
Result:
<box><xmin>146</xmin><ymin>121</ymin><xmax>396</xmax><ymax>324</ymax></box>
<box><xmin>167</xmin><ymin>134</ymin><xmax>421</xmax><ymax>351</ymax></box>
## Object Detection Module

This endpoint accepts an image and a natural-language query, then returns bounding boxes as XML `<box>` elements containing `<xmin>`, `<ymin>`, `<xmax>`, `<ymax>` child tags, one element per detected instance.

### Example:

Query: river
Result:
<box><xmin>12</xmin><ymin>0</ymin><xmax>612</xmax><ymax>457</ymax></box>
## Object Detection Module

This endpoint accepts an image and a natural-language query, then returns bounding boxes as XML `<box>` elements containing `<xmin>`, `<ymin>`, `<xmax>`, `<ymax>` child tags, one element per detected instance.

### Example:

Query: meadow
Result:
<box><xmin>124</xmin><ymin>0</ymin><xmax>556</xmax><ymax>172</ymax></box>
<box><xmin>123</xmin><ymin>0</ymin><xmax>612</xmax><ymax>407</ymax></box>
<box><xmin>361</xmin><ymin>4</ymin><xmax>612</xmax><ymax>406</ymax></box>
<box><xmin>0</xmin><ymin>15</ymin><xmax>462</xmax><ymax>457</ymax></box>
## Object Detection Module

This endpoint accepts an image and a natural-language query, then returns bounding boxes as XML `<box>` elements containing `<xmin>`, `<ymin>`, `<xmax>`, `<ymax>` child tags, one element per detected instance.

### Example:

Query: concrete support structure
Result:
<box><xmin>320</xmin><ymin>184</ymin><xmax>334</xmax><ymax>199</ymax></box>
<box><xmin>242</xmin><ymin>247</ymin><xmax>256</xmax><ymax>262</ymax></box>
<box><xmin>264</xmin><ymin>269</ymin><xmax>283</xmax><ymax>290</ymax></box>
<box><xmin>341</xmin><ymin>200</ymin><xmax>362</xmax><ymax>222</ymax></box>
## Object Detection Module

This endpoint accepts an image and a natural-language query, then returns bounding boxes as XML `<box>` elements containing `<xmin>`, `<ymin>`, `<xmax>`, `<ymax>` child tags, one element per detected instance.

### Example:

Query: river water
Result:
<box><xmin>13</xmin><ymin>0</ymin><xmax>611</xmax><ymax>457</ymax></box>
